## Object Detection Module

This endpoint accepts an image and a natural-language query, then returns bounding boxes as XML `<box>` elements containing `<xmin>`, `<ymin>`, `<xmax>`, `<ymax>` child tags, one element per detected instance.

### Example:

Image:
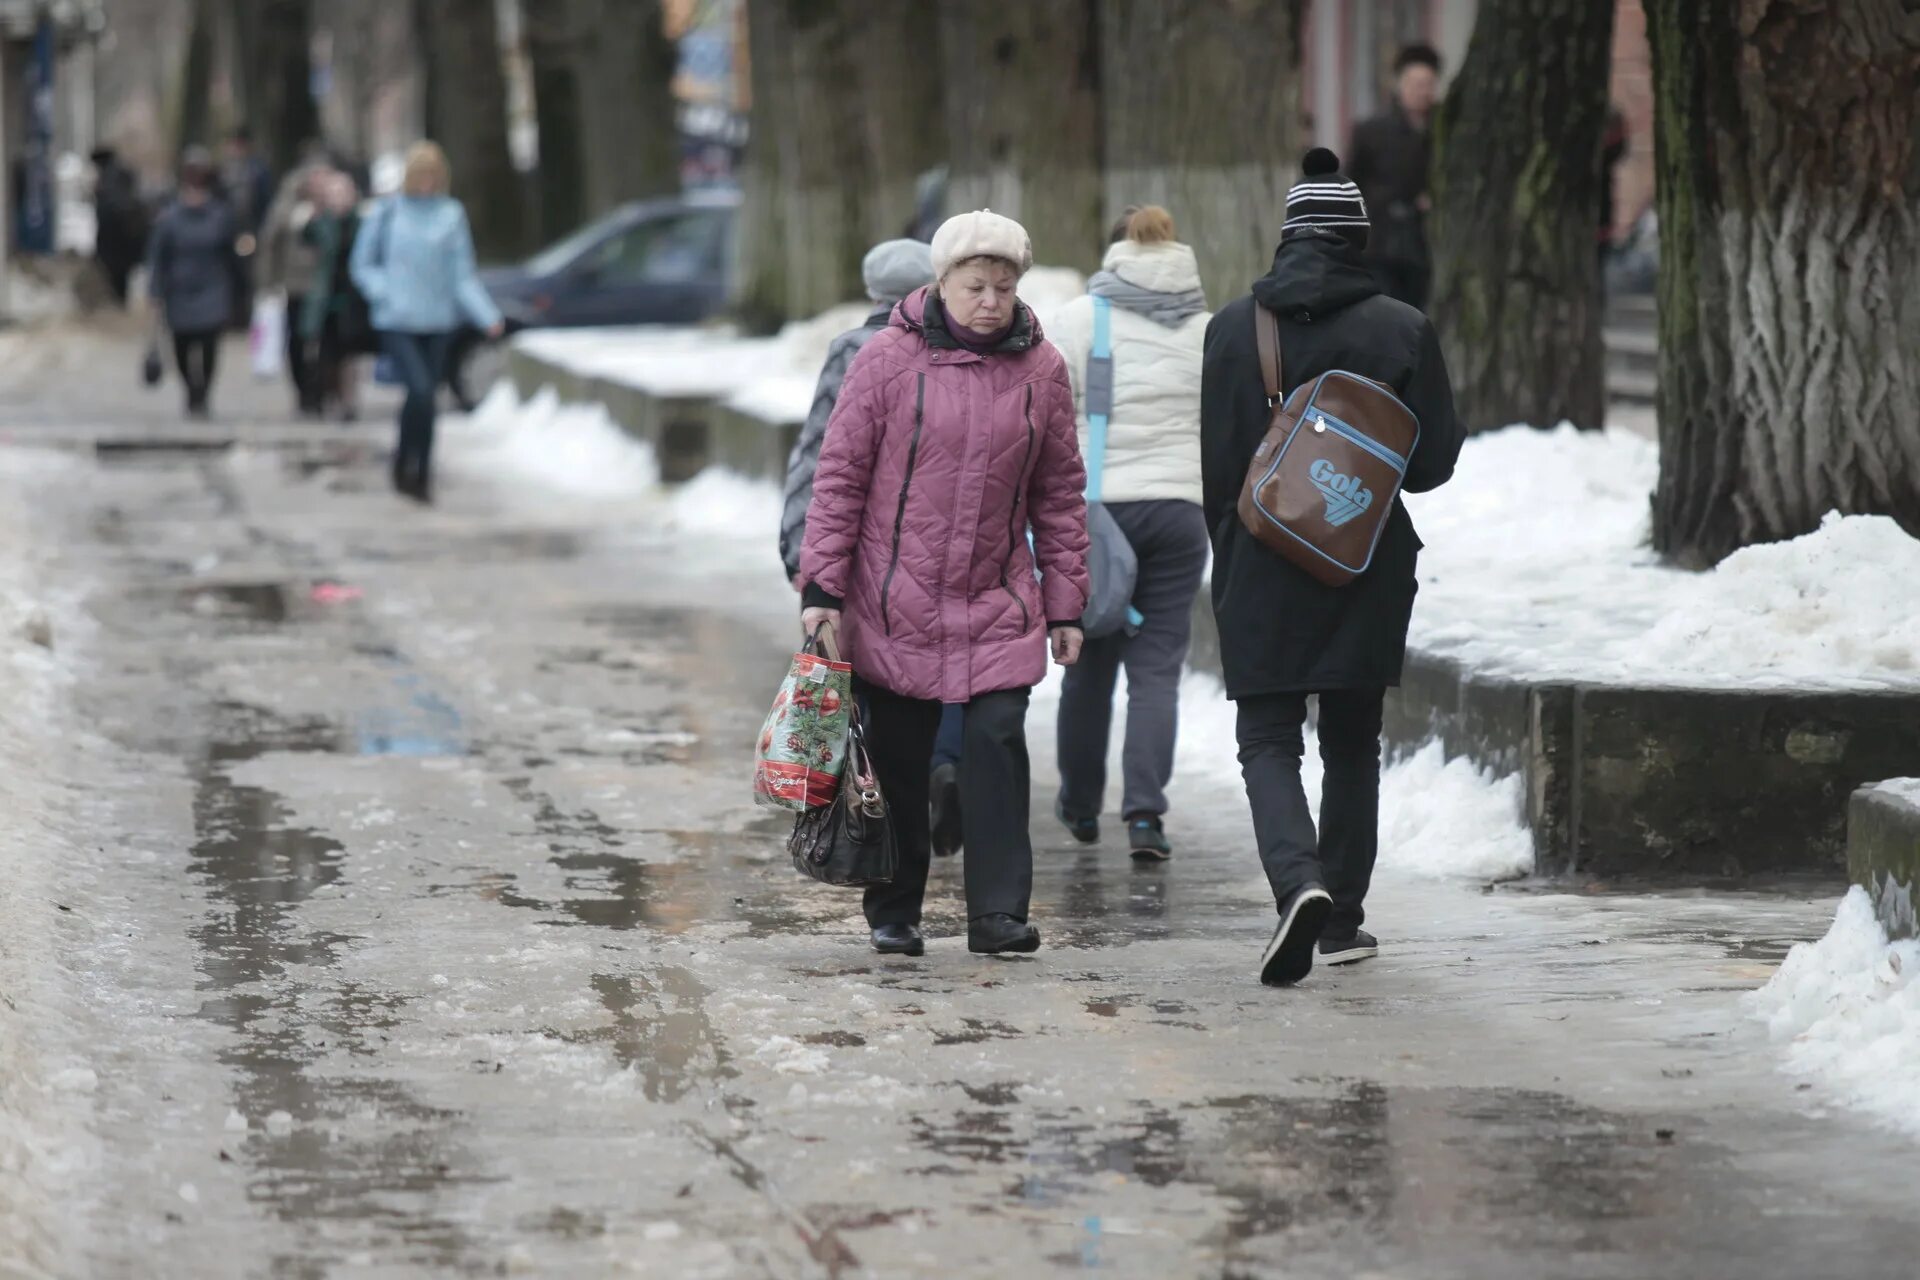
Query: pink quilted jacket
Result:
<box><xmin>801</xmin><ymin>287</ymin><xmax>1090</xmax><ymax>703</ymax></box>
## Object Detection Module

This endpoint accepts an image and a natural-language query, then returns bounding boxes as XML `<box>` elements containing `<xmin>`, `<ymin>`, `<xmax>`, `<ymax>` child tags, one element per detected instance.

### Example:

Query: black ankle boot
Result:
<box><xmin>968</xmin><ymin>913</ymin><xmax>1039</xmax><ymax>955</ymax></box>
<box><xmin>871</xmin><ymin>923</ymin><xmax>924</xmax><ymax>956</ymax></box>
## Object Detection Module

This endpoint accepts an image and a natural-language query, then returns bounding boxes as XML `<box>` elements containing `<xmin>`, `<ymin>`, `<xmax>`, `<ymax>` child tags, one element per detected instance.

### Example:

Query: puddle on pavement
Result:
<box><xmin>540</xmin><ymin>969</ymin><xmax>736</xmax><ymax>1103</ymax></box>
<box><xmin>180</xmin><ymin>581</ymin><xmax>291</xmax><ymax>623</ymax></box>
<box><xmin>187</xmin><ymin>708</ymin><xmax>488</xmax><ymax>1267</ymax></box>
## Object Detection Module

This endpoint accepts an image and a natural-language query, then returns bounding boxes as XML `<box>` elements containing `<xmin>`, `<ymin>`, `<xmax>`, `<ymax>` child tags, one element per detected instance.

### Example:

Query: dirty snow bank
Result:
<box><xmin>1748</xmin><ymin>888</ymin><xmax>1920</xmax><ymax>1137</ymax></box>
<box><xmin>446</xmin><ymin>385</ymin><xmax>661</xmax><ymax>498</ymax></box>
<box><xmin>509</xmin><ymin>267</ymin><xmax>1088</xmax><ymax>428</ymax></box>
<box><xmin>1407</xmin><ymin>425</ymin><xmax>1920</xmax><ymax>690</ymax></box>
<box><xmin>0</xmin><ymin>450</ymin><xmax>99</xmax><ymax>1277</ymax></box>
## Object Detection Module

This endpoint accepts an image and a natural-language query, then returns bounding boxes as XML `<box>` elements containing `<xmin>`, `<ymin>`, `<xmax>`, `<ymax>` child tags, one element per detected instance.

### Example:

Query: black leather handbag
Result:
<box><xmin>787</xmin><ymin>708</ymin><xmax>896</xmax><ymax>887</ymax></box>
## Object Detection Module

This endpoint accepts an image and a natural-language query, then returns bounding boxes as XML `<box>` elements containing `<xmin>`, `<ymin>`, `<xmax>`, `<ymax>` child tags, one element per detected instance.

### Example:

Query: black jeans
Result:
<box><xmin>172</xmin><ymin>329</ymin><xmax>221</xmax><ymax>411</ymax></box>
<box><xmin>286</xmin><ymin>292</ymin><xmax>321</xmax><ymax>413</ymax></box>
<box><xmin>383</xmin><ymin>330</ymin><xmax>453</xmax><ymax>487</ymax></box>
<box><xmin>1235</xmin><ymin>688</ymin><xmax>1386</xmax><ymax>936</ymax></box>
<box><xmin>1057</xmin><ymin>499</ymin><xmax>1210</xmax><ymax>821</ymax></box>
<box><xmin>860</xmin><ymin>679</ymin><xmax>1034</xmax><ymax>929</ymax></box>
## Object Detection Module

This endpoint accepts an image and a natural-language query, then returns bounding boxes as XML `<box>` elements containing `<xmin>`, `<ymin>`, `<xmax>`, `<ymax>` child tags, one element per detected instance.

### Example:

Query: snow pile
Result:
<box><xmin>447</xmin><ymin>385</ymin><xmax>660</xmax><ymax>498</ymax></box>
<box><xmin>668</xmin><ymin>467</ymin><xmax>785</xmax><ymax>539</ymax></box>
<box><xmin>1377</xmin><ymin>743</ymin><xmax>1534</xmax><ymax>881</ymax></box>
<box><xmin>1748</xmin><ymin>888</ymin><xmax>1920</xmax><ymax>1136</ymax></box>
<box><xmin>0</xmin><ymin>450</ymin><xmax>96</xmax><ymax>1275</ymax></box>
<box><xmin>1408</xmin><ymin>425</ymin><xmax>1920</xmax><ymax>690</ymax></box>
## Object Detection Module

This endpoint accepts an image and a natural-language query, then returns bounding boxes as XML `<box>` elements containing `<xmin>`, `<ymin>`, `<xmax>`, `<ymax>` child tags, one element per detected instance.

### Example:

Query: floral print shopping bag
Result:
<box><xmin>752</xmin><ymin>626</ymin><xmax>854</xmax><ymax>812</ymax></box>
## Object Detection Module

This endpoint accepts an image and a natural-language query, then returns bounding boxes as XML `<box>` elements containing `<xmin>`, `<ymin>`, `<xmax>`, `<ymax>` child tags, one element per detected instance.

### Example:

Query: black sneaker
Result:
<box><xmin>1055</xmin><ymin>798</ymin><xmax>1099</xmax><ymax>845</ymax></box>
<box><xmin>930</xmin><ymin>763</ymin><xmax>963</xmax><ymax>858</ymax></box>
<box><xmin>1127</xmin><ymin>814</ymin><xmax>1171</xmax><ymax>861</ymax></box>
<box><xmin>1260</xmin><ymin>885</ymin><xmax>1333</xmax><ymax>986</ymax></box>
<box><xmin>1318</xmin><ymin>929</ymin><xmax>1378</xmax><ymax>965</ymax></box>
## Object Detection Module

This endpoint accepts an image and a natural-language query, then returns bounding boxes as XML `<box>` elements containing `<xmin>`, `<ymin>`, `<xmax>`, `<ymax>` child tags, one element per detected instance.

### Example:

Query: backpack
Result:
<box><xmin>1079</xmin><ymin>296</ymin><xmax>1142</xmax><ymax>638</ymax></box>
<box><xmin>1237</xmin><ymin>304</ymin><xmax>1419</xmax><ymax>587</ymax></box>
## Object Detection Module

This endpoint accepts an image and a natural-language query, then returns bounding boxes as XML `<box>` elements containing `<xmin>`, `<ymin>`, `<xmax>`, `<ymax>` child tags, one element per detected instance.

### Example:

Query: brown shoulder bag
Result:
<box><xmin>1236</xmin><ymin>305</ymin><xmax>1421</xmax><ymax>587</ymax></box>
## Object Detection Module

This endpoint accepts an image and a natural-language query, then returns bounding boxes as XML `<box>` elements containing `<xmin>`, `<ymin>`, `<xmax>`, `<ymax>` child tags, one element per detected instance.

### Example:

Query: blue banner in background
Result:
<box><xmin>16</xmin><ymin>18</ymin><xmax>56</xmax><ymax>255</ymax></box>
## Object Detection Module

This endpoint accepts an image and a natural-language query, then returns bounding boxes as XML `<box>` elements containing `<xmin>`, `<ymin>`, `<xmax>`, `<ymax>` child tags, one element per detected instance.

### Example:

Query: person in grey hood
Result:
<box><xmin>778</xmin><ymin>238</ymin><xmax>937</xmax><ymax>582</ymax></box>
<box><xmin>147</xmin><ymin>147</ymin><xmax>241</xmax><ymax>418</ymax></box>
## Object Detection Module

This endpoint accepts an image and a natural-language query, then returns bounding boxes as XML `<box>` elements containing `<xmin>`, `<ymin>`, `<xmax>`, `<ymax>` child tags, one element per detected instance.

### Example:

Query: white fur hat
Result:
<box><xmin>929</xmin><ymin>209</ymin><xmax>1033</xmax><ymax>281</ymax></box>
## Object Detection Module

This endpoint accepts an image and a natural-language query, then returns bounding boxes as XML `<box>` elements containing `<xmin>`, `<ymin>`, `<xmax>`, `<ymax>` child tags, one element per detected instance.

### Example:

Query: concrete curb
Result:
<box><xmin>507</xmin><ymin>346</ymin><xmax>801</xmax><ymax>485</ymax></box>
<box><xmin>1849</xmin><ymin>784</ymin><xmax>1920</xmax><ymax>939</ymax></box>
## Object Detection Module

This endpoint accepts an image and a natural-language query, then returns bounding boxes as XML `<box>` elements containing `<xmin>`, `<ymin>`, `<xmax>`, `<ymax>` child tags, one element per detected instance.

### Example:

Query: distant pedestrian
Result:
<box><xmin>1048</xmin><ymin>205</ymin><xmax>1211</xmax><ymax>862</ymax></box>
<box><xmin>776</xmin><ymin>240</ymin><xmax>970</xmax><ymax>855</ymax></box>
<box><xmin>146</xmin><ymin>148</ymin><xmax>240</xmax><ymax>419</ymax></box>
<box><xmin>1200</xmin><ymin>149</ymin><xmax>1465</xmax><ymax>985</ymax></box>
<box><xmin>800</xmin><ymin>210</ymin><xmax>1090</xmax><ymax>958</ymax></box>
<box><xmin>222</xmin><ymin>126</ymin><xmax>275</xmax><ymax>241</ymax></box>
<box><xmin>350</xmin><ymin>141</ymin><xmax>504</xmax><ymax>502</ymax></box>
<box><xmin>302</xmin><ymin>170</ymin><xmax>368</xmax><ymax>422</ymax></box>
<box><xmin>91</xmin><ymin>146</ymin><xmax>147</xmax><ymax>307</ymax></box>
<box><xmin>259</xmin><ymin>144</ymin><xmax>334</xmax><ymax>415</ymax></box>
<box><xmin>1348</xmin><ymin>44</ymin><xmax>1441</xmax><ymax>311</ymax></box>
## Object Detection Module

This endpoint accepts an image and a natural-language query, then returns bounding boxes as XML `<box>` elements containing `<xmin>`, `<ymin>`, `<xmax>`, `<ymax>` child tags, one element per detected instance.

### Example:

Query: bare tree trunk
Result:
<box><xmin>1099</xmin><ymin>0</ymin><xmax>1306</xmax><ymax>309</ymax></box>
<box><xmin>1428</xmin><ymin>0</ymin><xmax>1615</xmax><ymax>434</ymax></box>
<box><xmin>418</xmin><ymin>0</ymin><xmax>529</xmax><ymax>261</ymax></box>
<box><xmin>234</xmin><ymin>0</ymin><xmax>320</xmax><ymax>171</ymax></box>
<box><xmin>939</xmin><ymin>1</ymin><xmax>1102</xmax><ymax>272</ymax></box>
<box><xmin>523</xmin><ymin>0</ymin><xmax>587</xmax><ymax>240</ymax></box>
<box><xmin>575</xmin><ymin>0</ymin><xmax>679</xmax><ymax>213</ymax></box>
<box><xmin>733</xmin><ymin>0</ymin><xmax>941</xmax><ymax>329</ymax></box>
<box><xmin>1646</xmin><ymin>0</ymin><xmax>1920</xmax><ymax>566</ymax></box>
<box><xmin>177</xmin><ymin>0</ymin><xmax>219</xmax><ymax>151</ymax></box>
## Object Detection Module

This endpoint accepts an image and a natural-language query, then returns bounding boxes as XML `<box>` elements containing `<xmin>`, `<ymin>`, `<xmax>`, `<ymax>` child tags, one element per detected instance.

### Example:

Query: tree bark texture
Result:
<box><xmin>1099</xmin><ymin>0</ymin><xmax>1305</xmax><ymax>311</ymax></box>
<box><xmin>231</xmin><ymin>0</ymin><xmax>321</xmax><ymax>172</ymax></box>
<box><xmin>734</xmin><ymin>0</ymin><xmax>942</xmax><ymax>328</ymax></box>
<box><xmin>418</xmin><ymin>0</ymin><xmax>530</xmax><ymax>261</ymax></box>
<box><xmin>1646</xmin><ymin>0</ymin><xmax>1920</xmax><ymax>565</ymax></box>
<box><xmin>1428</xmin><ymin>0</ymin><xmax>1615</xmax><ymax>434</ymax></box>
<box><xmin>523</xmin><ymin>0</ymin><xmax>589</xmax><ymax>241</ymax></box>
<box><xmin>939</xmin><ymin>1</ymin><xmax>1104</xmax><ymax>275</ymax></box>
<box><xmin>176</xmin><ymin>0</ymin><xmax>218</xmax><ymax>151</ymax></box>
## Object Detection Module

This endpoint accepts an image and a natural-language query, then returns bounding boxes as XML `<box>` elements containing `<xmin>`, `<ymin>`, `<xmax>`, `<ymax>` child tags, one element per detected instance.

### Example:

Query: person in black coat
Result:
<box><xmin>1347</xmin><ymin>44</ymin><xmax>1441</xmax><ymax>311</ymax></box>
<box><xmin>1200</xmin><ymin>147</ymin><xmax>1464</xmax><ymax>987</ymax></box>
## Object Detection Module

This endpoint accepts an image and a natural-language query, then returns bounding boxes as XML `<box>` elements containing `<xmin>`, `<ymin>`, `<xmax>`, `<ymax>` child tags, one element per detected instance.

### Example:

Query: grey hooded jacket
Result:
<box><xmin>777</xmin><ymin>239</ymin><xmax>934</xmax><ymax>578</ymax></box>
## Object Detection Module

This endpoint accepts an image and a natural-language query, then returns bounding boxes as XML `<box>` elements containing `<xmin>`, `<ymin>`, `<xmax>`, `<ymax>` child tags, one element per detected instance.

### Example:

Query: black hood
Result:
<box><xmin>1251</xmin><ymin>229</ymin><xmax>1381</xmax><ymax>323</ymax></box>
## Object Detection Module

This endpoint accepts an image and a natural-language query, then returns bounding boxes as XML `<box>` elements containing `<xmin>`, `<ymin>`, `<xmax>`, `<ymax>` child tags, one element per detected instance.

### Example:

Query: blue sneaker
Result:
<box><xmin>1127</xmin><ymin>815</ymin><xmax>1171</xmax><ymax>861</ymax></box>
<box><xmin>1055</xmin><ymin>798</ymin><xmax>1099</xmax><ymax>845</ymax></box>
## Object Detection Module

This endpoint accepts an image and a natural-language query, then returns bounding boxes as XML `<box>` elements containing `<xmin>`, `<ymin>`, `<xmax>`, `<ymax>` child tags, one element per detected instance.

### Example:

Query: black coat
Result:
<box><xmin>1200</xmin><ymin>231</ymin><xmax>1463</xmax><ymax>698</ymax></box>
<box><xmin>1348</xmin><ymin>107</ymin><xmax>1431</xmax><ymax>268</ymax></box>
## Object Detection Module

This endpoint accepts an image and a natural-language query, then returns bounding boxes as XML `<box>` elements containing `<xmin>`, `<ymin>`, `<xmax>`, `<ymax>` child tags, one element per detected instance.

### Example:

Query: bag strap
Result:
<box><xmin>1255</xmin><ymin>303</ymin><xmax>1284</xmax><ymax>407</ymax></box>
<box><xmin>804</xmin><ymin>620</ymin><xmax>842</xmax><ymax>662</ymax></box>
<box><xmin>1085</xmin><ymin>295</ymin><xmax>1114</xmax><ymax>503</ymax></box>
<box><xmin>373</xmin><ymin>199</ymin><xmax>397</xmax><ymax>270</ymax></box>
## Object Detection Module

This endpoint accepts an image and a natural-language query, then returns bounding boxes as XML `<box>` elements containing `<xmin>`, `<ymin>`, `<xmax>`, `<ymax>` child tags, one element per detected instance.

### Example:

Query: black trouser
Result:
<box><xmin>172</xmin><ymin>329</ymin><xmax>221</xmax><ymax>411</ymax></box>
<box><xmin>860</xmin><ymin>679</ymin><xmax>1034</xmax><ymax>929</ymax></box>
<box><xmin>1235</xmin><ymin>688</ymin><xmax>1386</xmax><ymax>936</ymax></box>
<box><xmin>382</xmin><ymin>330</ymin><xmax>453</xmax><ymax>488</ymax></box>
<box><xmin>286</xmin><ymin>292</ymin><xmax>321</xmax><ymax>413</ymax></box>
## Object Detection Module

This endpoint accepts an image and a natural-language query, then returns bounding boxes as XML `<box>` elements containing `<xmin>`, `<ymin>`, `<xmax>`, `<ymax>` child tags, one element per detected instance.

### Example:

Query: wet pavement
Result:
<box><xmin>10</xmin><ymin>335</ymin><xmax>1919</xmax><ymax>1278</ymax></box>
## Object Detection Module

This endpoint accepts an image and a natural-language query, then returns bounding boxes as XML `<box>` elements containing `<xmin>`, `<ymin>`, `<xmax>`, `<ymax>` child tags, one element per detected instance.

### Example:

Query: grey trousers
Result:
<box><xmin>1056</xmin><ymin>499</ymin><xmax>1211</xmax><ymax>821</ymax></box>
<box><xmin>1235</xmin><ymin>688</ymin><xmax>1386</xmax><ymax>936</ymax></box>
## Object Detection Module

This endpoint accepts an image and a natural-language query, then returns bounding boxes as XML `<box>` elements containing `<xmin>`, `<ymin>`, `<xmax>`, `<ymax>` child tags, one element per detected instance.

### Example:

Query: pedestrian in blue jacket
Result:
<box><xmin>350</xmin><ymin>141</ymin><xmax>503</xmax><ymax>502</ymax></box>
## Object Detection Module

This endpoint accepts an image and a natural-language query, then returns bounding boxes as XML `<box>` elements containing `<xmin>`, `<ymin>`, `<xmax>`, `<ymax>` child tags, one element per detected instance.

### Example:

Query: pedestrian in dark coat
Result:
<box><xmin>147</xmin><ymin>148</ymin><xmax>241</xmax><ymax>418</ymax></box>
<box><xmin>1200</xmin><ymin>147</ymin><xmax>1464</xmax><ymax>987</ymax></box>
<box><xmin>91</xmin><ymin>147</ymin><xmax>147</xmax><ymax>307</ymax></box>
<box><xmin>1347</xmin><ymin>44</ymin><xmax>1441</xmax><ymax>311</ymax></box>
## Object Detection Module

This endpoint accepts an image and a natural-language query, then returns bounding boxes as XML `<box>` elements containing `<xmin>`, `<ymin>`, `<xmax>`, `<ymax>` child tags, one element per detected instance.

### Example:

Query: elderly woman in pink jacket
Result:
<box><xmin>801</xmin><ymin>210</ymin><xmax>1091</xmax><ymax>958</ymax></box>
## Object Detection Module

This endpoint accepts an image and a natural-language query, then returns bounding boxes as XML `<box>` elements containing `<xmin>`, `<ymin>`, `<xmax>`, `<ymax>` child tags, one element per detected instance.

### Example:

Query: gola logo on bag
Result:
<box><xmin>1308</xmin><ymin>458</ymin><xmax>1373</xmax><ymax>528</ymax></box>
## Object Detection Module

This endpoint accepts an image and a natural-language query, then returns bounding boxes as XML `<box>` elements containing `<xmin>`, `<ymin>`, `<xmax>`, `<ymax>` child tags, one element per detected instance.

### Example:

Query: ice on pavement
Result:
<box><xmin>1749</xmin><ymin>888</ymin><xmax>1920</xmax><ymax>1137</ymax></box>
<box><xmin>1408</xmin><ymin>424</ymin><xmax>1920</xmax><ymax>690</ymax></box>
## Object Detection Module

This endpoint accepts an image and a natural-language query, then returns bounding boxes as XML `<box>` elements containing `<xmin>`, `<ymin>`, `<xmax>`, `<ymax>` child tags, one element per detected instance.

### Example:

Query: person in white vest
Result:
<box><xmin>1046</xmin><ymin>206</ymin><xmax>1211</xmax><ymax>861</ymax></box>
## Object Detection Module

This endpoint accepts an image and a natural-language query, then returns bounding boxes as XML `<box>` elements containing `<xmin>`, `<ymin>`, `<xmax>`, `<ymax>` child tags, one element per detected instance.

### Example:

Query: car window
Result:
<box><xmin>524</xmin><ymin>217</ymin><xmax>616</xmax><ymax>277</ymax></box>
<box><xmin>585</xmin><ymin>212</ymin><xmax>726</xmax><ymax>285</ymax></box>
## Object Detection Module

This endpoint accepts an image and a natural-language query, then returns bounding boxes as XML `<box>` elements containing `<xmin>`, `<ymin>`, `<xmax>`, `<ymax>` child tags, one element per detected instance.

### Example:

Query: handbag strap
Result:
<box><xmin>804</xmin><ymin>620</ymin><xmax>842</xmax><ymax>662</ymax></box>
<box><xmin>1085</xmin><ymin>295</ymin><xmax>1113</xmax><ymax>503</ymax></box>
<box><xmin>1255</xmin><ymin>303</ymin><xmax>1284</xmax><ymax>408</ymax></box>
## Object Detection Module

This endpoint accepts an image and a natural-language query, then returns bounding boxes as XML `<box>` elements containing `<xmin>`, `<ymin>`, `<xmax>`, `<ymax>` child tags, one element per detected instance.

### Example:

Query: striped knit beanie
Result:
<box><xmin>1282</xmin><ymin>147</ymin><xmax>1370</xmax><ymax>250</ymax></box>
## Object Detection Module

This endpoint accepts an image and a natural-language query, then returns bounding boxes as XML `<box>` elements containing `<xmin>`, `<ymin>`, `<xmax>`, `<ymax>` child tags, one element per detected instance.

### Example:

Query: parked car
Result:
<box><xmin>447</xmin><ymin>187</ymin><xmax>739</xmax><ymax>407</ymax></box>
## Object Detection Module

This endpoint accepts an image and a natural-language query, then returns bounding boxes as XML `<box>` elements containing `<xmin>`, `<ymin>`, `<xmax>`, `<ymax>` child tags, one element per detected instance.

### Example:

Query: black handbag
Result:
<box><xmin>787</xmin><ymin>707</ymin><xmax>897</xmax><ymax>886</ymax></box>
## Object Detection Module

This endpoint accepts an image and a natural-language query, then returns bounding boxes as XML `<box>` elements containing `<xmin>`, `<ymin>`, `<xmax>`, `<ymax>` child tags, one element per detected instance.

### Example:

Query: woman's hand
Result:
<box><xmin>801</xmin><ymin>607</ymin><xmax>842</xmax><ymax>639</ymax></box>
<box><xmin>1050</xmin><ymin>626</ymin><xmax>1084</xmax><ymax>667</ymax></box>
